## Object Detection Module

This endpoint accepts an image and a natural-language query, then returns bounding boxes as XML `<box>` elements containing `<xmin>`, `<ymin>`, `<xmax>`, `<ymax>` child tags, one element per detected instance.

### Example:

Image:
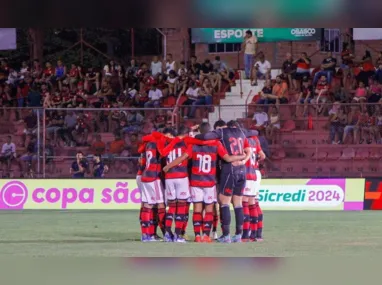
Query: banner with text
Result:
<box><xmin>0</xmin><ymin>178</ymin><xmax>364</xmax><ymax>210</ymax></box>
<box><xmin>191</xmin><ymin>28</ymin><xmax>322</xmax><ymax>44</ymax></box>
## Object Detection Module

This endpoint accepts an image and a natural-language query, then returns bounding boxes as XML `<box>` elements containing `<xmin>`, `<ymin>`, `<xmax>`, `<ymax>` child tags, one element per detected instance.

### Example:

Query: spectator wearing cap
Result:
<box><xmin>145</xmin><ymin>84</ymin><xmax>163</xmax><ymax>108</ymax></box>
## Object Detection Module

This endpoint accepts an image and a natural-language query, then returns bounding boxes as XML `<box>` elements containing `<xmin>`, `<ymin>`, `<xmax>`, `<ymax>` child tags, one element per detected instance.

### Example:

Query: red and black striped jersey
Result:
<box><xmin>245</xmin><ymin>136</ymin><xmax>262</xmax><ymax>181</ymax></box>
<box><xmin>141</xmin><ymin>141</ymin><xmax>162</xmax><ymax>182</ymax></box>
<box><xmin>187</xmin><ymin>140</ymin><xmax>228</xmax><ymax>187</ymax></box>
<box><xmin>137</xmin><ymin>152</ymin><xmax>146</xmax><ymax>176</ymax></box>
<box><xmin>165</xmin><ymin>139</ymin><xmax>188</xmax><ymax>179</ymax></box>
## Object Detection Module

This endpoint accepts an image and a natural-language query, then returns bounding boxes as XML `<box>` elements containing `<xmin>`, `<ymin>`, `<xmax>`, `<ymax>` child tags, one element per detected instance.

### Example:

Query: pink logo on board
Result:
<box><xmin>0</xmin><ymin>181</ymin><xmax>28</xmax><ymax>210</ymax></box>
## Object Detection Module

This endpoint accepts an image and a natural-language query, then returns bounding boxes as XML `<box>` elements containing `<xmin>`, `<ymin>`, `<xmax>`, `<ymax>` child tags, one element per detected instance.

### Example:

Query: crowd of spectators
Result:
<box><xmin>251</xmin><ymin>45</ymin><xmax>382</xmax><ymax>145</ymax></box>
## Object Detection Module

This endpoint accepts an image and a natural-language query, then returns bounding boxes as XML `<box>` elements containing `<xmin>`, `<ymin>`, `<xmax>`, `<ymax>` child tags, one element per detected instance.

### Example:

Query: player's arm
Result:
<box><xmin>157</xmin><ymin>137</ymin><xmax>181</xmax><ymax>157</ymax></box>
<box><xmin>241</xmin><ymin>138</ymin><xmax>252</xmax><ymax>164</ymax></box>
<box><xmin>138</xmin><ymin>142</ymin><xmax>147</xmax><ymax>154</ymax></box>
<box><xmin>163</xmin><ymin>152</ymin><xmax>189</xmax><ymax>173</ymax></box>
<box><xmin>255</xmin><ymin>137</ymin><xmax>266</xmax><ymax>161</ymax></box>
<box><xmin>216</xmin><ymin>141</ymin><xmax>245</xmax><ymax>162</ymax></box>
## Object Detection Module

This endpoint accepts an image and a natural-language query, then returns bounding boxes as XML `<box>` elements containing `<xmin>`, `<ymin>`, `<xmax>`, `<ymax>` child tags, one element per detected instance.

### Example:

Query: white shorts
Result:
<box><xmin>136</xmin><ymin>175</ymin><xmax>146</xmax><ymax>203</ymax></box>
<box><xmin>191</xmin><ymin>186</ymin><xmax>217</xmax><ymax>204</ymax></box>
<box><xmin>165</xmin><ymin>177</ymin><xmax>190</xmax><ymax>200</ymax></box>
<box><xmin>141</xmin><ymin>179</ymin><xmax>165</xmax><ymax>205</ymax></box>
<box><xmin>244</xmin><ymin>170</ymin><xmax>262</xmax><ymax>197</ymax></box>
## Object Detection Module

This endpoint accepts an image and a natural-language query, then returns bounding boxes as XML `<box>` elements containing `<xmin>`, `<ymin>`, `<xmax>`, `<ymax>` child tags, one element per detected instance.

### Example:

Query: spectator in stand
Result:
<box><xmin>84</xmin><ymin>67</ymin><xmax>100</xmax><ymax>93</ymax></box>
<box><xmin>55</xmin><ymin>60</ymin><xmax>67</xmax><ymax>91</ymax></box>
<box><xmin>107</xmin><ymin>134</ymin><xmax>125</xmax><ymax>162</ymax></box>
<box><xmin>96</xmin><ymin>80</ymin><xmax>114</xmax><ymax>102</ymax></box>
<box><xmin>293</xmin><ymin>52</ymin><xmax>311</xmax><ymax>89</ymax></box>
<box><xmin>258</xmin><ymin>75</ymin><xmax>288</xmax><ymax>105</ymax></box>
<box><xmin>70</xmin><ymin>151</ymin><xmax>89</xmax><ymax>178</ymax></box>
<box><xmin>42</xmin><ymin>61</ymin><xmax>55</xmax><ymax>88</ymax></box>
<box><xmin>27</xmin><ymin>84</ymin><xmax>42</xmax><ymax>108</ymax></box>
<box><xmin>375</xmin><ymin>63</ymin><xmax>382</xmax><ymax>84</ymax></box>
<box><xmin>0</xmin><ymin>136</ymin><xmax>16</xmax><ymax>177</ymax></box>
<box><xmin>177</xmin><ymin>69</ymin><xmax>189</xmax><ymax>96</ymax></box>
<box><xmin>19</xmin><ymin>61</ymin><xmax>30</xmax><ymax>77</ymax></box>
<box><xmin>368</xmin><ymin>77</ymin><xmax>382</xmax><ymax>104</ymax></box>
<box><xmin>296</xmin><ymin>76</ymin><xmax>314</xmax><ymax>117</ymax></box>
<box><xmin>350</xmin><ymin>81</ymin><xmax>367</xmax><ymax>105</ymax></box>
<box><xmin>183</xmin><ymin>81</ymin><xmax>199</xmax><ymax>119</ymax></box>
<box><xmin>252</xmin><ymin>106</ymin><xmax>269</xmax><ymax>132</ymax></box>
<box><xmin>332</xmin><ymin>84</ymin><xmax>348</xmax><ymax>103</ymax></box>
<box><xmin>189</xmin><ymin>56</ymin><xmax>202</xmax><ymax>77</ymax></box>
<box><xmin>342</xmin><ymin>105</ymin><xmax>360</xmax><ymax>144</ymax></box>
<box><xmin>72</xmin><ymin>114</ymin><xmax>90</xmax><ymax>146</ymax></box>
<box><xmin>357</xmin><ymin>50</ymin><xmax>375</xmax><ymax>86</ymax></box>
<box><xmin>200</xmin><ymin>59</ymin><xmax>214</xmax><ymax>86</ymax></box>
<box><xmin>144</xmin><ymin>84</ymin><xmax>163</xmax><ymax>108</ymax></box>
<box><xmin>328</xmin><ymin>101</ymin><xmax>345</xmax><ymax>144</ymax></box>
<box><xmin>92</xmin><ymin>154</ymin><xmax>108</xmax><ymax>178</ymax></box>
<box><xmin>341</xmin><ymin>43</ymin><xmax>354</xmax><ymax>88</ymax></box>
<box><xmin>242</xmin><ymin>30</ymin><xmax>258</xmax><ymax>80</ymax></box>
<box><xmin>151</xmin><ymin>56</ymin><xmax>163</xmax><ymax>77</ymax></box>
<box><xmin>313</xmin><ymin>52</ymin><xmax>337</xmax><ymax>86</ymax></box>
<box><xmin>31</xmin><ymin>59</ymin><xmax>42</xmax><ymax>80</ymax></box>
<box><xmin>126</xmin><ymin>59</ymin><xmax>139</xmax><ymax>77</ymax></box>
<box><xmin>68</xmin><ymin>63</ymin><xmax>80</xmax><ymax>91</ymax></box>
<box><xmin>165</xmin><ymin>70</ymin><xmax>178</xmax><ymax>96</ymax></box>
<box><xmin>90</xmin><ymin>134</ymin><xmax>106</xmax><ymax>156</ymax></box>
<box><xmin>103</xmin><ymin>60</ymin><xmax>117</xmax><ymax>77</ymax></box>
<box><xmin>282</xmin><ymin>53</ymin><xmax>296</xmax><ymax>90</ymax></box>
<box><xmin>19</xmin><ymin>135</ymin><xmax>37</xmax><ymax>177</ymax></box>
<box><xmin>177</xmin><ymin>61</ymin><xmax>188</xmax><ymax>76</ymax></box>
<box><xmin>312</xmin><ymin>75</ymin><xmax>330</xmax><ymax>115</ymax></box>
<box><xmin>59</xmin><ymin>110</ymin><xmax>77</xmax><ymax>146</ymax></box>
<box><xmin>251</xmin><ymin>52</ymin><xmax>271</xmax><ymax>86</ymax></box>
<box><xmin>22</xmin><ymin>109</ymin><xmax>37</xmax><ymax>147</ymax></box>
<box><xmin>1</xmin><ymin>84</ymin><xmax>12</xmax><ymax>108</ymax></box>
<box><xmin>362</xmin><ymin>109</ymin><xmax>377</xmax><ymax>144</ymax></box>
<box><xmin>265</xmin><ymin>105</ymin><xmax>280</xmax><ymax>145</ymax></box>
<box><xmin>164</xmin><ymin>53</ymin><xmax>177</xmax><ymax>75</ymax></box>
<box><xmin>213</xmin><ymin>56</ymin><xmax>231</xmax><ymax>91</ymax></box>
<box><xmin>356</xmin><ymin>108</ymin><xmax>369</xmax><ymax>144</ymax></box>
<box><xmin>189</xmin><ymin>78</ymin><xmax>213</xmax><ymax>118</ymax></box>
<box><xmin>374</xmin><ymin>106</ymin><xmax>382</xmax><ymax>144</ymax></box>
<box><xmin>46</xmin><ymin>110</ymin><xmax>65</xmax><ymax>146</ymax></box>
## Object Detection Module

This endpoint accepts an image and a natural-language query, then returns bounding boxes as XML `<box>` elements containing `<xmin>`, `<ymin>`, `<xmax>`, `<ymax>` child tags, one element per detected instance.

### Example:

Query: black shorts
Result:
<box><xmin>219</xmin><ymin>168</ymin><xmax>246</xmax><ymax>197</ymax></box>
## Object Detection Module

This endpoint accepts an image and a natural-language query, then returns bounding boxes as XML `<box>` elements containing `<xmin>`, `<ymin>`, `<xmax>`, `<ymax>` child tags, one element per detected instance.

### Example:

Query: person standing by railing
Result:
<box><xmin>242</xmin><ymin>30</ymin><xmax>258</xmax><ymax>80</ymax></box>
<box><xmin>92</xmin><ymin>154</ymin><xmax>108</xmax><ymax>178</ymax></box>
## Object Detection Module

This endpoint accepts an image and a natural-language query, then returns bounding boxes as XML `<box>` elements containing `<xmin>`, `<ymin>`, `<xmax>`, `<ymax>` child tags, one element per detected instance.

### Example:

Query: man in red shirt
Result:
<box><xmin>163</xmin><ymin>123</ymin><xmax>245</xmax><ymax>242</ymax></box>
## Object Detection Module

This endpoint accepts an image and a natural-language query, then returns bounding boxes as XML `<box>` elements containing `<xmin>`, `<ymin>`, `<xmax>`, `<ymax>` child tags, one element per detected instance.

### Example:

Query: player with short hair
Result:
<box><xmin>163</xmin><ymin>122</ymin><xmax>245</xmax><ymax>242</ymax></box>
<box><xmin>242</xmin><ymin>132</ymin><xmax>266</xmax><ymax>242</ymax></box>
<box><xmin>195</xmin><ymin>120</ymin><xmax>252</xmax><ymax>243</ymax></box>
<box><xmin>161</xmin><ymin>126</ymin><xmax>191</xmax><ymax>243</ymax></box>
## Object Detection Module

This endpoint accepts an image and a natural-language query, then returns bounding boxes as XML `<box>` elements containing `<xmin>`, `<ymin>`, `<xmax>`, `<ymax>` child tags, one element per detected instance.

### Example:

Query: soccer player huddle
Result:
<box><xmin>137</xmin><ymin>119</ymin><xmax>266</xmax><ymax>243</ymax></box>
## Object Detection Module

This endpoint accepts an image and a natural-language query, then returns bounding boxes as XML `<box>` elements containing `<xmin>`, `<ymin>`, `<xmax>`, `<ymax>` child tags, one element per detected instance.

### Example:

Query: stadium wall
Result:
<box><xmin>0</xmin><ymin>179</ymin><xmax>367</xmax><ymax>211</ymax></box>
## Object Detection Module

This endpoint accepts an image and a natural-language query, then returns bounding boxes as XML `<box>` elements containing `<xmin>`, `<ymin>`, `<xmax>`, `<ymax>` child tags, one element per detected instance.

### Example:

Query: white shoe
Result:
<box><xmin>212</xmin><ymin>231</ymin><xmax>218</xmax><ymax>240</ymax></box>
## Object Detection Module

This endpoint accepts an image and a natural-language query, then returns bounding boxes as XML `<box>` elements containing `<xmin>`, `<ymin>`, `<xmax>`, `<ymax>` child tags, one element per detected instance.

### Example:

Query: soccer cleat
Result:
<box><xmin>147</xmin><ymin>236</ymin><xmax>160</xmax><ymax>242</ymax></box>
<box><xmin>164</xmin><ymin>232</ymin><xmax>174</xmax><ymax>242</ymax></box>
<box><xmin>249</xmin><ymin>238</ymin><xmax>257</xmax><ymax>242</ymax></box>
<box><xmin>181</xmin><ymin>234</ymin><xmax>190</xmax><ymax>241</ymax></box>
<box><xmin>256</xmin><ymin>238</ymin><xmax>264</xmax><ymax>242</ymax></box>
<box><xmin>153</xmin><ymin>234</ymin><xmax>163</xmax><ymax>242</ymax></box>
<box><xmin>174</xmin><ymin>234</ymin><xmax>187</xmax><ymax>243</ymax></box>
<box><xmin>241</xmin><ymin>238</ymin><xmax>250</xmax><ymax>242</ymax></box>
<box><xmin>212</xmin><ymin>231</ymin><xmax>218</xmax><ymax>240</ymax></box>
<box><xmin>202</xmin><ymin>235</ymin><xmax>212</xmax><ymax>243</ymax></box>
<box><xmin>194</xmin><ymin>236</ymin><xmax>202</xmax><ymax>243</ymax></box>
<box><xmin>141</xmin><ymin>234</ymin><xmax>150</xmax><ymax>242</ymax></box>
<box><xmin>231</xmin><ymin>234</ymin><xmax>242</xmax><ymax>243</ymax></box>
<box><xmin>217</xmin><ymin>235</ymin><xmax>231</xmax><ymax>244</ymax></box>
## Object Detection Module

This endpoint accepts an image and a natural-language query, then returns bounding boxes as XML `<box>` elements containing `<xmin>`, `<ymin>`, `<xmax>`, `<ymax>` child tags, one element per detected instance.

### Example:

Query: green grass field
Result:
<box><xmin>0</xmin><ymin>211</ymin><xmax>381</xmax><ymax>257</ymax></box>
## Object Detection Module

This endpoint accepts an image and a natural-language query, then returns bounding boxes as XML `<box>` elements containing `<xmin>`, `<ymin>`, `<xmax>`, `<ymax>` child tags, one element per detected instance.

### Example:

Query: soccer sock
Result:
<box><xmin>181</xmin><ymin>202</ymin><xmax>191</xmax><ymax>235</ymax></box>
<box><xmin>175</xmin><ymin>201</ymin><xmax>187</xmax><ymax>236</ymax></box>
<box><xmin>152</xmin><ymin>206</ymin><xmax>159</xmax><ymax>235</ymax></box>
<box><xmin>158</xmin><ymin>207</ymin><xmax>166</xmax><ymax>236</ymax></box>
<box><xmin>220</xmin><ymin>204</ymin><xmax>231</xmax><ymax>236</ymax></box>
<box><xmin>257</xmin><ymin>205</ymin><xmax>263</xmax><ymax>238</ymax></box>
<box><xmin>219</xmin><ymin>204</ymin><xmax>224</xmax><ymax>233</ymax></box>
<box><xmin>140</xmin><ymin>207</ymin><xmax>152</xmax><ymax>236</ymax></box>
<box><xmin>242</xmin><ymin>202</ymin><xmax>250</xmax><ymax>239</ymax></box>
<box><xmin>203</xmin><ymin>212</ymin><xmax>214</xmax><ymax>236</ymax></box>
<box><xmin>139</xmin><ymin>205</ymin><xmax>143</xmax><ymax>223</ymax></box>
<box><xmin>212</xmin><ymin>204</ymin><xmax>219</xmax><ymax>232</ymax></box>
<box><xmin>165</xmin><ymin>201</ymin><xmax>176</xmax><ymax>234</ymax></box>
<box><xmin>192</xmin><ymin>212</ymin><xmax>203</xmax><ymax>237</ymax></box>
<box><xmin>249</xmin><ymin>204</ymin><xmax>258</xmax><ymax>239</ymax></box>
<box><xmin>234</xmin><ymin>206</ymin><xmax>244</xmax><ymax>236</ymax></box>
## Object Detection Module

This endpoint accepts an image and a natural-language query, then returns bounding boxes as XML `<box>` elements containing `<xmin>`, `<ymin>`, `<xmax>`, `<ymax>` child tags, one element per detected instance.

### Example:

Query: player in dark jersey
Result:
<box><xmin>195</xmin><ymin>120</ymin><xmax>251</xmax><ymax>243</ymax></box>
<box><xmin>242</xmin><ymin>132</ymin><xmax>266</xmax><ymax>242</ymax></box>
<box><xmin>163</xmin><ymin>122</ymin><xmax>245</xmax><ymax>243</ymax></box>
